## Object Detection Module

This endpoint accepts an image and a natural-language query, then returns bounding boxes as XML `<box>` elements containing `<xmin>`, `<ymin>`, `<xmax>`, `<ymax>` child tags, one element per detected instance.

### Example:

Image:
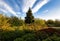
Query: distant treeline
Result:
<box><xmin>46</xmin><ymin>19</ymin><xmax>60</xmax><ymax>27</ymax></box>
<box><xmin>0</xmin><ymin>14</ymin><xmax>60</xmax><ymax>28</ymax></box>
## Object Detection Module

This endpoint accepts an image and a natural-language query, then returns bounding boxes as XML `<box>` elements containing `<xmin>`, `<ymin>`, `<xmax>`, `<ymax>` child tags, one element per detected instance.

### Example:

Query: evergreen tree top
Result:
<box><xmin>28</xmin><ymin>8</ymin><xmax>32</xmax><ymax>12</ymax></box>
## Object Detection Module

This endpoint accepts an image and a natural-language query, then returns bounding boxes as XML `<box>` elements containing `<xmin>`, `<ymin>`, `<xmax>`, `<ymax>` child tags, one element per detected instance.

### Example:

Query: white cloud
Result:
<box><xmin>16</xmin><ymin>12</ymin><xmax>21</xmax><ymax>15</ymax></box>
<box><xmin>0</xmin><ymin>8</ymin><xmax>8</xmax><ymax>13</ymax></box>
<box><xmin>38</xmin><ymin>8</ymin><xmax>60</xmax><ymax>20</ymax></box>
<box><xmin>0</xmin><ymin>0</ymin><xmax>18</xmax><ymax>17</ymax></box>
<box><xmin>0</xmin><ymin>0</ymin><xmax>50</xmax><ymax>17</ymax></box>
<box><xmin>22</xmin><ymin>0</ymin><xmax>36</xmax><ymax>12</ymax></box>
<box><xmin>32</xmin><ymin>0</ymin><xmax>50</xmax><ymax>13</ymax></box>
<box><xmin>43</xmin><ymin>10</ymin><xmax>48</xmax><ymax>14</ymax></box>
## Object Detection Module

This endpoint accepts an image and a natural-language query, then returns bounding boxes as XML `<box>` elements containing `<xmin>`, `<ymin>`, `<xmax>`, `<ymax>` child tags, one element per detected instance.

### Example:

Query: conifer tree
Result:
<box><xmin>25</xmin><ymin>8</ymin><xmax>34</xmax><ymax>24</ymax></box>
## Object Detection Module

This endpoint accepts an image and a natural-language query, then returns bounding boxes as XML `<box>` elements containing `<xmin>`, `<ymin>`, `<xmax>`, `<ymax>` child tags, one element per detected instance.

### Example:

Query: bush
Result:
<box><xmin>54</xmin><ymin>20</ymin><xmax>60</xmax><ymax>27</ymax></box>
<box><xmin>22</xmin><ymin>33</ymin><xmax>36</xmax><ymax>41</ymax></box>
<box><xmin>14</xmin><ymin>38</ymin><xmax>24</xmax><ymax>41</ymax></box>
<box><xmin>46</xmin><ymin>20</ymin><xmax>55</xmax><ymax>27</ymax></box>
<box><xmin>8</xmin><ymin>16</ymin><xmax>24</xmax><ymax>27</ymax></box>
<box><xmin>43</xmin><ymin>38</ymin><xmax>52</xmax><ymax>41</ymax></box>
<box><xmin>43</xmin><ymin>34</ymin><xmax>60</xmax><ymax>41</ymax></box>
<box><xmin>0</xmin><ymin>30</ymin><xmax>25</xmax><ymax>41</ymax></box>
<box><xmin>34</xmin><ymin>19</ymin><xmax>47</xmax><ymax>27</ymax></box>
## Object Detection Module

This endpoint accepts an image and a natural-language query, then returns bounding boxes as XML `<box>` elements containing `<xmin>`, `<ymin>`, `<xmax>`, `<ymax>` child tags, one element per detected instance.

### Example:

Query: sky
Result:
<box><xmin>0</xmin><ymin>0</ymin><xmax>60</xmax><ymax>20</ymax></box>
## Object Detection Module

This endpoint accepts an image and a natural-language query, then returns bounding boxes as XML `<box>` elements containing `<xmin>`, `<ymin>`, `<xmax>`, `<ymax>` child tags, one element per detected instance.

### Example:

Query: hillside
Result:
<box><xmin>0</xmin><ymin>28</ymin><xmax>60</xmax><ymax>41</ymax></box>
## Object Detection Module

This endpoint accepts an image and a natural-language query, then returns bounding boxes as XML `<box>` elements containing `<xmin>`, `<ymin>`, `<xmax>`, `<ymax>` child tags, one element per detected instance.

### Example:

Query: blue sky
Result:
<box><xmin>0</xmin><ymin>0</ymin><xmax>60</xmax><ymax>20</ymax></box>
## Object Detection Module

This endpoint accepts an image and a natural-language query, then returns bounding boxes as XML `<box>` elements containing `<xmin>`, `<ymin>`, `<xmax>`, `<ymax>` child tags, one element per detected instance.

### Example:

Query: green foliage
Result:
<box><xmin>43</xmin><ymin>34</ymin><xmax>60</xmax><ymax>41</ymax></box>
<box><xmin>46</xmin><ymin>19</ymin><xmax>60</xmax><ymax>27</ymax></box>
<box><xmin>54</xmin><ymin>20</ymin><xmax>60</xmax><ymax>27</ymax></box>
<box><xmin>0</xmin><ymin>30</ymin><xmax>26</xmax><ymax>41</ymax></box>
<box><xmin>0</xmin><ymin>29</ymin><xmax>60</xmax><ymax>41</ymax></box>
<box><xmin>43</xmin><ymin>38</ymin><xmax>52</xmax><ymax>41</ymax></box>
<box><xmin>8</xmin><ymin>16</ymin><xmax>23</xmax><ymax>27</ymax></box>
<box><xmin>14</xmin><ymin>38</ymin><xmax>24</xmax><ymax>41</ymax></box>
<box><xmin>46</xmin><ymin>20</ymin><xmax>55</xmax><ymax>27</ymax></box>
<box><xmin>34</xmin><ymin>19</ymin><xmax>47</xmax><ymax>27</ymax></box>
<box><xmin>22</xmin><ymin>33</ymin><xmax>36</xmax><ymax>41</ymax></box>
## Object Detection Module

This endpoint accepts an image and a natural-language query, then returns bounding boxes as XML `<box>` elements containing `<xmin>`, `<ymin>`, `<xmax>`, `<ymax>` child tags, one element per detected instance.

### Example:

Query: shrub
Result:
<box><xmin>46</xmin><ymin>20</ymin><xmax>55</xmax><ymax>27</ymax></box>
<box><xmin>8</xmin><ymin>16</ymin><xmax>23</xmax><ymax>27</ymax></box>
<box><xmin>34</xmin><ymin>19</ymin><xmax>47</xmax><ymax>27</ymax></box>
<box><xmin>43</xmin><ymin>38</ymin><xmax>52</xmax><ymax>41</ymax></box>
<box><xmin>14</xmin><ymin>38</ymin><xmax>24</xmax><ymax>41</ymax></box>
<box><xmin>22</xmin><ymin>33</ymin><xmax>36</xmax><ymax>41</ymax></box>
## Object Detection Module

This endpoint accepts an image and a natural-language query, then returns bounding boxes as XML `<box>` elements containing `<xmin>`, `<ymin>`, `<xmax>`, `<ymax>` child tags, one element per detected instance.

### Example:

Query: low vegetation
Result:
<box><xmin>0</xmin><ymin>13</ymin><xmax>60</xmax><ymax>41</ymax></box>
